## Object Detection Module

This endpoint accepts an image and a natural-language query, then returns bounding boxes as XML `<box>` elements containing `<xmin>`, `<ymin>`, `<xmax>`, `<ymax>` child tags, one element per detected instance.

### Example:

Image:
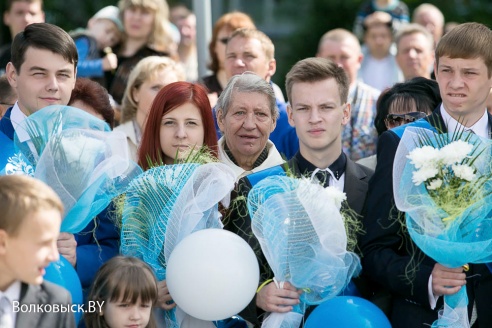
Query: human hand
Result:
<box><xmin>57</xmin><ymin>232</ymin><xmax>77</xmax><ymax>267</ymax></box>
<box><xmin>157</xmin><ymin>280</ymin><xmax>176</xmax><ymax>310</ymax></box>
<box><xmin>102</xmin><ymin>53</ymin><xmax>118</xmax><ymax>71</ymax></box>
<box><xmin>431</xmin><ymin>263</ymin><xmax>466</xmax><ymax>296</ymax></box>
<box><xmin>256</xmin><ymin>281</ymin><xmax>301</xmax><ymax>313</ymax></box>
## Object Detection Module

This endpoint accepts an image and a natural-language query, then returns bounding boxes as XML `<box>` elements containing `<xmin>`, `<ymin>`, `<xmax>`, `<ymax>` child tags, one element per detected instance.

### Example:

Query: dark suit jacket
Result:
<box><xmin>223</xmin><ymin>153</ymin><xmax>373</xmax><ymax>327</ymax></box>
<box><xmin>359</xmin><ymin>108</ymin><xmax>492</xmax><ymax>328</ymax></box>
<box><xmin>16</xmin><ymin>282</ymin><xmax>76</xmax><ymax>328</ymax></box>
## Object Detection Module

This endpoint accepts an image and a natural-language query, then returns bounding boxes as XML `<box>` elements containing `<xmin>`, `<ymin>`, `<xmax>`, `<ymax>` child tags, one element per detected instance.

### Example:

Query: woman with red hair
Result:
<box><xmin>135</xmin><ymin>81</ymin><xmax>226</xmax><ymax>327</ymax></box>
<box><xmin>138</xmin><ymin>81</ymin><xmax>218</xmax><ymax>170</ymax></box>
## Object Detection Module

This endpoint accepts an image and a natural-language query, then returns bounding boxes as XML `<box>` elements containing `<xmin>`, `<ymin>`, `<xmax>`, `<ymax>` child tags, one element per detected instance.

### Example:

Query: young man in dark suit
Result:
<box><xmin>0</xmin><ymin>175</ymin><xmax>75</xmax><ymax>328</ymax></box>
<box><xmin>224</xmin><ymin>57</ymin><xmax>373</xmax><ymax>327</ymax></box>
<box><xmin>360</xmin><ymin>22</ymin><xmax>492</xmax><ymax>328</ymax></box>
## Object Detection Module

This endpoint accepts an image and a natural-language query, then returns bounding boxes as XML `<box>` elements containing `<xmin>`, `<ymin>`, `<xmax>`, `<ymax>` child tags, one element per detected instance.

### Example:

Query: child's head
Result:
<box><xmin>85</xmin><ymin>256</ymin><xmax>158</xmax><ymax>328</ymax></box>
<box><xmin>88</xmin><ymin>5</ymin><xmax>124</xmax><ymax>49</ymax></box>
<box><xmin>0</xmin><ymin>175</ymin><xmax>63</xmax><ymax>291</ymax></box>
<box><xmin>363</xmin><ymin>11</ymin><xmax>394</xmax><ymax>59</ymax></box>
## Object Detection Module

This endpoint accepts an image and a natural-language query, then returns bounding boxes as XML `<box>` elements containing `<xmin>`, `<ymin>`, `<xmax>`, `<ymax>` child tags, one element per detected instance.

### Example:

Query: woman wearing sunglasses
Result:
<box><xmin>199</xmin><ymin>12</ymin><xmax>256</xmax><ymax>99</ymax></box>
<box><xmin>358</xmin><ymin>77</ymin><xmax>441</xmax><ymax>170</ymax></box>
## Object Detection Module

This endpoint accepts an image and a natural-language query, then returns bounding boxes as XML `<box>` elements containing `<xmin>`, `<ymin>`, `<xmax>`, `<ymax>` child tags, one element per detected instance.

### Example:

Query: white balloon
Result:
<box><xmin>166</xmin><ymin>229</ymin><xmax>259</xmax><ymax>321</ymax></box>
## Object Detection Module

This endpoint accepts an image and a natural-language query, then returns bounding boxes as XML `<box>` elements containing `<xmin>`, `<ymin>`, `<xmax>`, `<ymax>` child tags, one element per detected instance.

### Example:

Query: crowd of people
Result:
<box><xmin>0</xmin><ymin>0</ymin><xmax>492</xmax><ymax>327</ymax></box>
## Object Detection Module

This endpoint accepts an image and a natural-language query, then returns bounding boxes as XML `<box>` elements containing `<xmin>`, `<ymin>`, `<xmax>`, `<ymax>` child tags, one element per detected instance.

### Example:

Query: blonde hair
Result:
<box><xmin>0</xmin><ymin>175</ymin><xmax>63</xmax><ymax>236</ymax></box>
<box><xmin>120</xmin><ymin>56</ymin><xmax>185</xmax><ymax>123</ymax></box>
<box><xmin>318</xmin><ymin>28</ymin><xmax>361</xmax><ymax>55</ymax></box>
<box><xmin>228</xmin><ymin>28</ymin><xmax>275</xmax><ymax>61</ymax></box>
<box><xmin>436</xmin><ymin>22</ymin><xmax>492</xmax><ymax>78</ymax></box>
<box><xmin>118</xmin><ymin>0</ymin><xmax>174</xmax><ymax>53</ymax></box>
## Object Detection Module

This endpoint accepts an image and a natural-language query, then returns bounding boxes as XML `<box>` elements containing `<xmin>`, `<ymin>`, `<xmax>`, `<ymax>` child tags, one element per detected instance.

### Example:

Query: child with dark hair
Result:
<box><xmin>84</xmin><ymin>256</ymin><xmax>158</xmax><ymax>328</ymax></box>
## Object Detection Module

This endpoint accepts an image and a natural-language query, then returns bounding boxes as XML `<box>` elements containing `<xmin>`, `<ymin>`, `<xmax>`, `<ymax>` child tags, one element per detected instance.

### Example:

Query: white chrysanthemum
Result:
<box><xmin>439</xmin><ymin>140</ymin><xmax>473</xmax><ymax>165</ymax></box>
<box><xmin>323</xmin><ymin>186</ymin><xmax>347</xmax><ymax>210</ymax></box>
<box><xmin>427</xmin><ymin>178</ymin><xmax>443</xmax><ymax>190</ymax></box>
<box><xmin>452</xmin><ymin>164</ymin><xmax>476</xmax><ymax>181</ymax></box>
<box><xmin>407</xmin><ymin>145</ymin><xmax>440</xmax><ymax>169</ymax></box>
<box><xmin>412</xmin><ymin>167</ymin><xmax>439</xmax><ymax>185</ymax></box>
<box><xmin>60</xmin><ymin>134</ymin><xmax>105</xmax><ymax>168</ymax></box>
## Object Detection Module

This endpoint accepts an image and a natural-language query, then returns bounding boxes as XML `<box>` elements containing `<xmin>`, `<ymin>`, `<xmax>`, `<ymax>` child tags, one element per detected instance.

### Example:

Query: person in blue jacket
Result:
<box><xmin>215</xmin><ymin>27</ymin><xmax>299</xmax><ymax>160</ymax></box>
<box><xmin>71</xmin><ymin>6</ymin><xmax>123</xmax><ymax>86</ymax></box>
<box><xmin>1</xmin><ymin>22</ymin><xmax>119</xmax><ymax>295</ymax></box>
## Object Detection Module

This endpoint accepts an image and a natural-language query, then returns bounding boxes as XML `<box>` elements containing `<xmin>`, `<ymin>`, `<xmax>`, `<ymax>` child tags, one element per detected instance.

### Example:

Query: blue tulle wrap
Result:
<box><xmin>12</xmin><ymin>105</ymin><xmax>142</xmax><ymax>234</ymax></box>
<box><xmin>394</xmin><ymin>127</ymin><xmax>492</xmax><ymax>328</ymax></box>
<box><xmin>120</xmin><ymin>163</ymin><xmax>235</xmax><ymax>328</ymax></box>
<box><xmin>248</xmin><ymin>175</ymin><xmax>361</xmax><ymax>328</ymax></box>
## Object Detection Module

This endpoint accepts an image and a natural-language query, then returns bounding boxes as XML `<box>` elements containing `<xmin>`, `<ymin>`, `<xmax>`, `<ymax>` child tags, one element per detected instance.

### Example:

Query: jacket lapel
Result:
<box><xmin>343</xmin><ymin>159</ymin><xmax>370</xmax><ymax>215</ymax></box>
<box><xmin>16</xmin><ymin>283</ymin><xmax>45</xmax><ymax>328</ymax></box>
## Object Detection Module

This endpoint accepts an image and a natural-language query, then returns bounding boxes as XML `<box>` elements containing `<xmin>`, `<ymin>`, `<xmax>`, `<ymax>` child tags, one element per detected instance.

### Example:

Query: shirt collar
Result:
<box><xmin>10</xmin><ymin>102</ymin><xmax>30</xmax><ymax>142</ymax></box>
<box><xmin>294</xmin><ymin>151</ymin><xmax>346</xmax><ymax>180</ymax></box>
<box><xmin>440</xmin><ymin>104</ymin><xmax>489</xmax><ymax>139</ymax></box>
<box><xmin>0</xmin><ymin>280</ymin><xmax>21</xmax><ymax>303</ymax></box>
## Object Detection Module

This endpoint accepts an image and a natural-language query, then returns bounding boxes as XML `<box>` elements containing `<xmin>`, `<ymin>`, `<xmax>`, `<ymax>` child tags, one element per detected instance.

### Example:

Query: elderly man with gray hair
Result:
<box><xmin>216</xmin><ymin>72</ymin><xmax>284</xmax><ymax>180</ymax></box>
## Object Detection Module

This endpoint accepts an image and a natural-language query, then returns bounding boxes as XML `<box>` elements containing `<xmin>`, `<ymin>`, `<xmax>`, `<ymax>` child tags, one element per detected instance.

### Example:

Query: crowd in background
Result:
<box><xmin>1</xmin><ymin>0</ymin><xmax>492</xmax><ymax>327</ymax></box>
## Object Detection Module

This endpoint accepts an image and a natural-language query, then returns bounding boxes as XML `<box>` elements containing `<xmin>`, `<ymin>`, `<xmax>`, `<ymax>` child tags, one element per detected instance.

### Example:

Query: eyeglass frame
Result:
<box><xmin>384</xmin><ymin>111</ymin><xmax>427</xmax><ymax>126</ymax></box>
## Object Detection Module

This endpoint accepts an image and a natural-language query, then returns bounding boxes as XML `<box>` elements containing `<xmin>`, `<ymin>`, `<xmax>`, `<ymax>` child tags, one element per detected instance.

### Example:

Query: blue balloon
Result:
<box><xmin>338</xmin><ymin>280</ymin><xmax>361</xmax><ymax>297</ymax></box>
<box><xmin>44</xmin><ymin>255</ymin><xmax>83</xmax><ymax>324</ymax></box>
<box><xmin>305</xmin><ymin>296</ymin><xmax>391</xmax><ymax>328</ymax></box>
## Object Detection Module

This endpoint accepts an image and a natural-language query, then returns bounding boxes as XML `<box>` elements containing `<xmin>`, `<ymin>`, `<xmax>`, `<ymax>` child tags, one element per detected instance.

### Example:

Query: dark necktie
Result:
<box><xmin>313</xmin><ymin>169</ymin><xmax>330</xmax><ymax>188</ymax></box>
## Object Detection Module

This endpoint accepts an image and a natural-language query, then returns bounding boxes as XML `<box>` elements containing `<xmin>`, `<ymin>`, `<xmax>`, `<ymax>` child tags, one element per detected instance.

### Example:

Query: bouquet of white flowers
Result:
<box><xmin>393</xmin><ymin>126</ymin><xmax>492</xmax><ymax>328</ymax></box>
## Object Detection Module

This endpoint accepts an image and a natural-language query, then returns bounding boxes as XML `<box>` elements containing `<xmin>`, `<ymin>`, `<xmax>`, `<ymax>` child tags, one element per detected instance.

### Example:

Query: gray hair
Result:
<box><xmin>216</xmin><ymin>72</ymin><xmax>279</xmax><ymax>120</ymax></box>
<box><xmin>395</xmin><ymin>23</ymin><xmax>434</xmax><ymax>52</ymax></box>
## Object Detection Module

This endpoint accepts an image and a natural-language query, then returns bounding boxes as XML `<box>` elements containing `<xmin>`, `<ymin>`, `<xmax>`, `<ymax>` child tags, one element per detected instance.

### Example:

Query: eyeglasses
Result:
<box><xmin>218</xmin><ymin>37</ymin><xmax>229</xmax><ymax>45</ymax></box>
<box><xmin>385</xmin><ymin>111</ymin><xmax>427</xmax><ymax>126</ymax></box>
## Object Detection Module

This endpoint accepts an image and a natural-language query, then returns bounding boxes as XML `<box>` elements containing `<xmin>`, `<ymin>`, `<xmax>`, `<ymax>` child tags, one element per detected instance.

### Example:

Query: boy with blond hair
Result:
<box><xmin>0</xmin><ymin>175</ymin><xmax>75</xmax><ymax>327</ymax></box>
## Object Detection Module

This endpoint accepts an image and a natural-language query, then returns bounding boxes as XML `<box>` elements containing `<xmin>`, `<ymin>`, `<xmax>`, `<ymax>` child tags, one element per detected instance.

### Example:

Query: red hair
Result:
<box><xmin>138</xmin><ymin>82</ymin><xmax>218</xmax><ymax>170</ymax></box>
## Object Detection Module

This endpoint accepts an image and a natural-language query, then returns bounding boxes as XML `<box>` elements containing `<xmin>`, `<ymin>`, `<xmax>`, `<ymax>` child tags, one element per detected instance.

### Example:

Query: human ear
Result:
<box><xmin>216</xmin><ymin>109</ymin><xmax>225</xmax><ymax>133</ymax></box>
<box><xmin>287</xmin><ymin>104</ymin><xmax>295</xmax><ymax>128</ymax></box>
<box><xmin>342</xmin><ymin>103</ymin><xmax>351</xmax><ymax>125</ymax></box>
<box><xmin>0</xmin><ymin>230</ymin><xmax>9</xmax><ymax>255</ymax></box>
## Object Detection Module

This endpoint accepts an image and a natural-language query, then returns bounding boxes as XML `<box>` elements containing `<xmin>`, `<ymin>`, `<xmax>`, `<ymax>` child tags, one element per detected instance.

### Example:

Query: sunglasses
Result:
<box><xmin>218</xmin><ymin>37</ymin><xmax>229</xmax><ymax>45</ymax></box>
<box><xmin>385</xmin><ymin>112</ymin><xmax>427</xmax><ymax>126</ymax></box>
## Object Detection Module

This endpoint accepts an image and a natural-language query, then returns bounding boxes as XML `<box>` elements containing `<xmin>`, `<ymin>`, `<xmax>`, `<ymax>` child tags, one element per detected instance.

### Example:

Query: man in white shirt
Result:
<box><xmin>360</xmin><ymin>22</ymin><xmax>492</xmax><ymax>328</ymax></box>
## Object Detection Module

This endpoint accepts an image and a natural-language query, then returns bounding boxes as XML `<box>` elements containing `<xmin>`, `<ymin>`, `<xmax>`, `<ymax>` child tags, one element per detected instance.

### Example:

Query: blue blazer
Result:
<box><xmin>0</xmin><ymin>106</ymin><xmax>14</xmax><ymax>139</ymax></box>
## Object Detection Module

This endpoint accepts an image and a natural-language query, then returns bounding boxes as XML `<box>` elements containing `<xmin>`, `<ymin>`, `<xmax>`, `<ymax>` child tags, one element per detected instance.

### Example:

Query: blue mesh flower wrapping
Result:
<box><xmin>248</xmin><ymin>175</ymin><xmax>361</xmax><ymax>328</ymax></box>
<box><xmin>13</xmin><ymin>105</ymin><xmax>140</xmax><ymax>233</ymax></box>
<box><xmin>394</xmin><ymin>127</ymin><xmax>492</xmax><ymax>328</ymax></box>
<box><xmin>121</xmin><ymin>163</ymin><xmax>236</xmax><ymax>328</ymax></box>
